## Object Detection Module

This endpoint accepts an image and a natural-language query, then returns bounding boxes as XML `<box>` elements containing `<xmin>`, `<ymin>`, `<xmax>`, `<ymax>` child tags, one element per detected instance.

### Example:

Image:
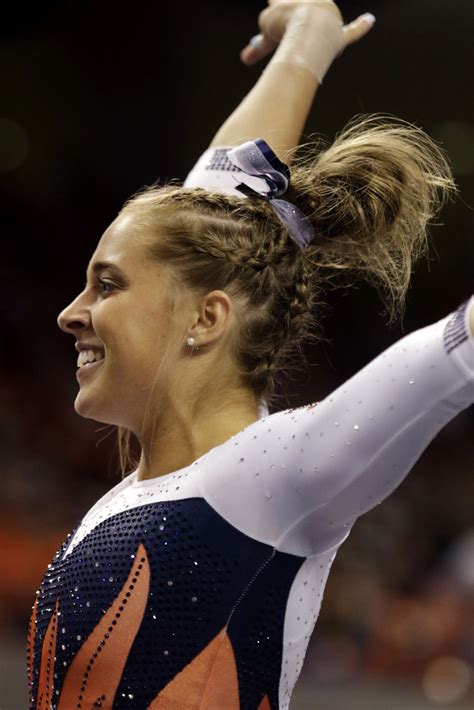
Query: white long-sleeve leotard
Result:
<box><xmin>27</xmin><ymin>148</ymin><xmax>474</xmax><ymax>710</ymax></box>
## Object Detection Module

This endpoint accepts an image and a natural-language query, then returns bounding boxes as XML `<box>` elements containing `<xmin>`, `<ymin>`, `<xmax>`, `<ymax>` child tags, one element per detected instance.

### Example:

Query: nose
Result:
<box><xmin>57</xmin><ymin>291</ymin><xmax>92</xmax><ymax>334</ymax></box>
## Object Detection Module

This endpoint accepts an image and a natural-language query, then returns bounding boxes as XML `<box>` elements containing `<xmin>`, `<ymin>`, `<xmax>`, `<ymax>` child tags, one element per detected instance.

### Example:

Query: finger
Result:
<box><xmin>240</xmin><ymin>33</ymin><xmax>279</xmax><ymax>66</ymax></box>
<box><xmin>342</xmin><ymin>12</ymin><xmax>376</xmax><ymax>47</ymax></box>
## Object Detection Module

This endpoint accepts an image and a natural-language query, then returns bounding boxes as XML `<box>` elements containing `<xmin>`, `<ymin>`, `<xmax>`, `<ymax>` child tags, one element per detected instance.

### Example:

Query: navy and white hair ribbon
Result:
<box><xmin>227</xmin><ymin>138</ymin><xmax>315</xmax><ymax>250</ymax></box>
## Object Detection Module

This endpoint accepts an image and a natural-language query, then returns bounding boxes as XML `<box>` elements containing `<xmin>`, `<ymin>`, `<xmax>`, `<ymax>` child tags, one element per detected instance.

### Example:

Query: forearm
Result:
<box><xmin>207</xmin><ymin>3</ymin><xmax>373</xmax><ymax>162</ymax></box>
<box><xmin>210</xmin><ymin>62</ymin><xmax>319</xmax><ymax>162</ymax></box>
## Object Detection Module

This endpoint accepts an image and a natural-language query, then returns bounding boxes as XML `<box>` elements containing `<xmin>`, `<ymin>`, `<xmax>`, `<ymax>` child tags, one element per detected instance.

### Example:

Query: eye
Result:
<box><xmin>98</xmin><ymin>278</ymin><xmax>116</xmax><ymax>295</ymax></box>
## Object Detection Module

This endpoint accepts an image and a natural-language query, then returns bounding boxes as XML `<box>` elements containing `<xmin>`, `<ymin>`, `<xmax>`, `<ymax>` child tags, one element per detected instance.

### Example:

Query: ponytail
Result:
<box><xmin>287</xmin><ymin>114</ymin><xmax>456</xmax><ymax>318</ymax></box>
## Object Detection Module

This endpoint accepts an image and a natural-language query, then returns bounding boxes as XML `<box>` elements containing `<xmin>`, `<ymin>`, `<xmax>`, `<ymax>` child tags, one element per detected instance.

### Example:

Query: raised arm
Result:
<box><xmin>209</xmin><ymin>0</ymin><xmax>375</xmax><ymax>160</ymax></box>
<box><xmin>199</xmin><ymin>298</ymin><xmax>474</xmax><ymax>555</ymax></box>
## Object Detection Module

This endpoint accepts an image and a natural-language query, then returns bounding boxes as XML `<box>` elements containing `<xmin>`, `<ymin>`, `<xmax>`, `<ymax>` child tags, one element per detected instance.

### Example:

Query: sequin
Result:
<box><xmin>29</xmin><ymin>500</ymin><xmax>305</xmax><ymax>709</ymax></box>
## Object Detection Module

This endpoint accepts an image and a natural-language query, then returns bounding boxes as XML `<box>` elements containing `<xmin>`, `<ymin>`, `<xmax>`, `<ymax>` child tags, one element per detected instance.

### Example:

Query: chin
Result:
<box><xmin>74</xmin><ymin>390</ymin><xmax>138</xmax><ymax>431</ymax></box>
<box><xmin>74</xmin><ymin>390</ymin><xmax>113</xmax><ymax>424</ymax></box>
<box><xmin>74</xmin><ymin>400</ymin><xmax>106</xmax><ymax>424</ymax></box>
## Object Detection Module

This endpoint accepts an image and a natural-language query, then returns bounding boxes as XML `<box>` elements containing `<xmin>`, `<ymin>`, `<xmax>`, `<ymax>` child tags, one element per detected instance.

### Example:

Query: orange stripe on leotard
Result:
<box><xmin>36</xmin><ymin>597</ymin><xmax>59</xmax><ymax>710</ymax></box>
<box><xmin>148</xmin><ymin>628</ymin><xmax>240</xmax><ymax>709</ymax></box>
<box><xmin>58</xmin><ymin>542</ymin><xmax>150</xmax><ymax>709</ymax></box>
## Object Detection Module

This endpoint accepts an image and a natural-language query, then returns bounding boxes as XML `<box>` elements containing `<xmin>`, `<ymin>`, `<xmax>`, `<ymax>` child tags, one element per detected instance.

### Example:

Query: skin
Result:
<box><xmin>57</xmin><ymin>215</ymin><xmax>259</xmax><ymax>481</ymax></box>
<box><xmin>212</xmin><ymin>0</ymin><xmax>375</xmax><ymax>157</ymax></box>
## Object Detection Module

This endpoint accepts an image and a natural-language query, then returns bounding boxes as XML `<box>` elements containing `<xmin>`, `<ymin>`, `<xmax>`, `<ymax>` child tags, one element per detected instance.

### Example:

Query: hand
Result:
<box><xmin>240</xmin><ymin>0</ymin><xmax>375</xmax><ymax>66</ymax></box>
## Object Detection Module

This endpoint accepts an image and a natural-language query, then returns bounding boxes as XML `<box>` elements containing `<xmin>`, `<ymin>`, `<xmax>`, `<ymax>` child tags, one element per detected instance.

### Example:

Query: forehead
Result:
<box><xmin>88</xmin><ymin>215</ymin><xmax>147</xmax><ymax>271</ymax></box>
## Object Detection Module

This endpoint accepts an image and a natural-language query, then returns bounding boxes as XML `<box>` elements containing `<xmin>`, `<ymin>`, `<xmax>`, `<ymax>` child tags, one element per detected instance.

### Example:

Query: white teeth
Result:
<box><xmin>77</xmin><ymin>349</ymin><xmax>105</xmax><ymax>368</ymax></box>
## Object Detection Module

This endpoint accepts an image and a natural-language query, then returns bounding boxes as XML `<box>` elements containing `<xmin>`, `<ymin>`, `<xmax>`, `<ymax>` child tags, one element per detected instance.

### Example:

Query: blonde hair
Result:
<box><xmin>116</xmin><ymin>115</ymin><xmax>456</xmax><ymax>477</ymax></box>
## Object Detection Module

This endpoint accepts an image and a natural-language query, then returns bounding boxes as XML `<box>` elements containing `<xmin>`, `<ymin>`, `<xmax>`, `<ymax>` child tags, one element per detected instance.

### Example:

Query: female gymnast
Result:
<box><xmin>27</xmin><ymin>1</ymin><xmax>474</xmax><ymax>708</ymax></box>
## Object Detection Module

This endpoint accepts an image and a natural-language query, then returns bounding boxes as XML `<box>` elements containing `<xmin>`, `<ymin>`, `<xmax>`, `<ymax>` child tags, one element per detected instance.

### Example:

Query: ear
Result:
<box><xmin>191</xmin><ymin>290</ymin><xmax>233</xmax><ymax>347</ymax></box>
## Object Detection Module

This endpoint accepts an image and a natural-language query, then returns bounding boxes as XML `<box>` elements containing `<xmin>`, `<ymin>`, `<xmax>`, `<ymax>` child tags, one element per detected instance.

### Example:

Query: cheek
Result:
<box><xmin>113</xmin><ymin>316</ymin><xmax>171</xmax><ymax>376</ymax></box>
<box><xmin>92</xmin><ymin>296</ymin><xmax>177</xmax><ymax>374</ymax></box>
<box><xmin>140</xmin><ymin>302</ymin><xmax>176</xmax><ymax>350</ymax></box>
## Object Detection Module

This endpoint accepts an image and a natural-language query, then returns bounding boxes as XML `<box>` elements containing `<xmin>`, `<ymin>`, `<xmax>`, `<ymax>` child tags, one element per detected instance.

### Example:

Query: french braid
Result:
<box><xmin>123</xmin><ymin>186</ymin><xmax>318</xmax><ymax>401</ymax></box>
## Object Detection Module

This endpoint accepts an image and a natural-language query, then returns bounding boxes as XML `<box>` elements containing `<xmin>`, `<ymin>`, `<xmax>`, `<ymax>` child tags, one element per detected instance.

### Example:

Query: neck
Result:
<box><xmin>136</xmin><ymin>389</ymin><xmax>259</xmax><ymax>481</ymax></box>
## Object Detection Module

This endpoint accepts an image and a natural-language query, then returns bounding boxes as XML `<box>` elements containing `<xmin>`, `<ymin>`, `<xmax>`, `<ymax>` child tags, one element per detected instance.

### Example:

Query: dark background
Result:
<box><xmin>1</xmin><ymin>1</ymin><xmax>473</xmax><ymax>707</ymax></box>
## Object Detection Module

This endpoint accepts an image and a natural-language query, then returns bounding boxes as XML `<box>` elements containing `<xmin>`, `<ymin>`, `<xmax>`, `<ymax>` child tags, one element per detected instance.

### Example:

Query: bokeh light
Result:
<box><xmin>422</xmin><ymin>656</ymin><xmax>472</xmax><ymax>705</ymax></box>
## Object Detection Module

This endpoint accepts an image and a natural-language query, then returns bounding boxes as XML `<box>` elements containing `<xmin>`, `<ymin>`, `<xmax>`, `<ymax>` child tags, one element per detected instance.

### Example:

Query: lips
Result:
<box><xmin>76</xmin><ymin>358</ymin><xmax>104</xmax><ymax>381</ymax></box>
<box><xmin>75</xmin><ymin>341</ymin><xmax>106</xmax><ymax>383</ymax></box>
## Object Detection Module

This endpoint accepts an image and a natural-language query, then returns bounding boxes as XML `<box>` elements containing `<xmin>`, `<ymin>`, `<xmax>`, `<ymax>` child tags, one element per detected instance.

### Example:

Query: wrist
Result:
<box><xmin>266</xmin><ymin>4</ymin><xmax>344</xmax><ymax>84</ymax></box>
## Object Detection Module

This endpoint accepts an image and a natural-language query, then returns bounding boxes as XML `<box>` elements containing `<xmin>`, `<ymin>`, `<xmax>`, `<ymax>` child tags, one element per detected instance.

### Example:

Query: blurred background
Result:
<box><xmin>1</xmin><ymin>0</ymin><xmax>473</xmax><ymax>707</ymax></box>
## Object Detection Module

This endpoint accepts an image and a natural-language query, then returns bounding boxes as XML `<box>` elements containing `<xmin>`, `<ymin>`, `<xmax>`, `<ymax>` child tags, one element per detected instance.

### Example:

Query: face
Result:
<box><xmin>57</xmin><ymin>215</ymin><xmax>181</xmax><ymax>433</ymax></box>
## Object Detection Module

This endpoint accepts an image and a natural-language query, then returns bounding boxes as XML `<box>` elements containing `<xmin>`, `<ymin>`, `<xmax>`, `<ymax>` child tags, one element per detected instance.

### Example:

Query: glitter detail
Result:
<box><xmin>28</xmin><ymin>500</ymin><xmax>304</xmax><ymax>708</ymax></box>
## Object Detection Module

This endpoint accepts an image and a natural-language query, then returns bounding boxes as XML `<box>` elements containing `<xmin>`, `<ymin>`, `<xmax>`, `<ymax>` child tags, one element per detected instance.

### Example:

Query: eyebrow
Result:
<box><xmin>89</xmin><ymin>261</ymin><xmax>130</xmax><ymax>283</ymax></box>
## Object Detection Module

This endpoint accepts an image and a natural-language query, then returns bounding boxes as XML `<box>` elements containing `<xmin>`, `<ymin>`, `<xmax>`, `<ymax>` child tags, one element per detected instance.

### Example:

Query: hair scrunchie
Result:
<box><xmin>228</xmin><ymin>139</ymin><xmax>315</xmax><ymax>249</ymax></box>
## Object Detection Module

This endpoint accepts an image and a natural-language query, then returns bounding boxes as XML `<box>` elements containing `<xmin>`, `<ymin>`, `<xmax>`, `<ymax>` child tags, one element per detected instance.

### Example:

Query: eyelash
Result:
<box><xmin>98</xmin><ymin>279</ymin><xmax>116</xmax><ymax>295</ymax></box>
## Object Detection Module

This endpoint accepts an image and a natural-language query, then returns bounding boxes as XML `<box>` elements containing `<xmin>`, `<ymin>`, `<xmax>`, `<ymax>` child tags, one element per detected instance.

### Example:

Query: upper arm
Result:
<box><xmin>183</xmin><ymin>147</ymin><xmax>243</xmax><ymax>196</ymax></box>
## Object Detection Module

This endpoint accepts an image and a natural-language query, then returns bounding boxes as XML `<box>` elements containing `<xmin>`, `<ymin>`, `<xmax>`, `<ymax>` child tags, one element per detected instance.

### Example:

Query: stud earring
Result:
<box><xmin>186</xmin><ymin>337</ymin><xmax>195</xmax><ymax>347</ymax></box>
